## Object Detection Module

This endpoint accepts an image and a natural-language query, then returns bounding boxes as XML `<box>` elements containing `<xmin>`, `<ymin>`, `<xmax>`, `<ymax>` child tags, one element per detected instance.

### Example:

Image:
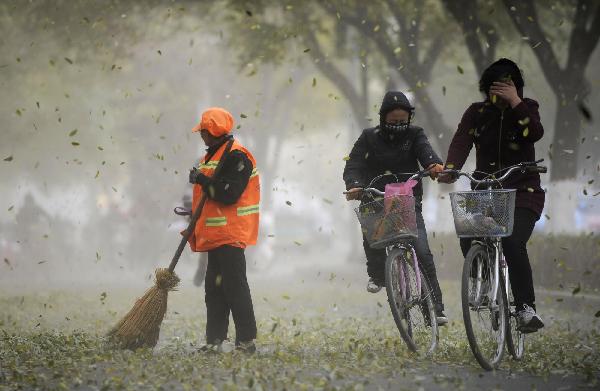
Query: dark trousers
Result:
<box><xmin>205</xmin><ymin>245</ymin><xmax>257</xmax><ymax>345</ymax></box>
<box><xmin>460</xmin><ymin>207</ymin><xmax>538</xmax><ymax>311</ymax></box>
<box><xmin>363</xmin><ymin>204</ymin><xmax>444</xmax><ymax>311</ymax></box>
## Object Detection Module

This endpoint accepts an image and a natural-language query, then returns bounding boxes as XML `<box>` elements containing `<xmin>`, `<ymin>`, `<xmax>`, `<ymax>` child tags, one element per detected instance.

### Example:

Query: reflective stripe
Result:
<box><xmin>205</xmin><ymin>216</ymin><xmax>227</xmax><ymax>227</ymax></box>
<box><xmin>250</xmin><ymin>168</ymin><xmax>259</xmax><ymax>178</ymax></box>
<box><xmin>237</xmin><ymin>204</ymin><xmax>259</xmax><ymax>216</ymax></box>
<box><xmin>199</xmin><ymin>161</ymin><xmax>219</xmax><ymax>170</ymax></box>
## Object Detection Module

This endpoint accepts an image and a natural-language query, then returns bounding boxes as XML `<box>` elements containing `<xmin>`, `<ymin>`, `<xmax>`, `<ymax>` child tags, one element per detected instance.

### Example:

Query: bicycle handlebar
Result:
<box><xmin>442</xmin><ymin>159</ymin><xmax>546</xmax><ymax>187</ymax></box>
<box><xmin>343</xmin><ymin>169</ymin><xmax>432</xmax><ymax>198</ymax></box>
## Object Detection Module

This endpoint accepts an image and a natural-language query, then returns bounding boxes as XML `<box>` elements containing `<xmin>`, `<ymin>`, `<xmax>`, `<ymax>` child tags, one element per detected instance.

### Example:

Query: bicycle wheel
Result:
<box><xmin>385</xmin><ymin>247</ymin><xmax>438</xmax><ymax>355</ymax></box>
<box><xmin>504</xmin><ymin>268</ymin><xmax>525</xmax><ymax>360</ymax></box>
<box><xmin>461</xmin><ymin>244</ymin><xmax>508</xmax><ymax>370</ymax></box>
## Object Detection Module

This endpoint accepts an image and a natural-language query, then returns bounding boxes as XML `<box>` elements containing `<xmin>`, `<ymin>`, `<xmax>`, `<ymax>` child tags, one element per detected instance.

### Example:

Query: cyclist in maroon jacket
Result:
<box><xmin>439</xmin><ymin>59</ymin><xmax>544</xmax><ymax>333</ymax></box>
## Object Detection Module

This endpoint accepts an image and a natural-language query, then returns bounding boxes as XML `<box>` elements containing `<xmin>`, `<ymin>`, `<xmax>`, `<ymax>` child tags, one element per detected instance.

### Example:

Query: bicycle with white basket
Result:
<box><xmin>442</xmin><ymin>159</ymin><xmax>547</xmax><ymax>370</ymax></box>
<box><xmin>346</xmin><ymin>169</ymin><xmax>439</xmax><ymax>356</ymax></box>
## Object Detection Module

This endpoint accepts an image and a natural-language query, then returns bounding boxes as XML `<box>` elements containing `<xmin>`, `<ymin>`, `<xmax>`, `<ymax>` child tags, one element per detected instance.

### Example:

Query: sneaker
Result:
<box><xmin>367</xmin><ymin>278</ymin><xmax>383</xmax><ymax>293</ymax></box>
<box><xmin>516</xmin><ymin>304</ymin><xmax>544</xmax><ymax>333</ymax></box>
<box><xmin>436</xmin><ymin>310</ymin><xmax>448</xmax><ymax>326</ymax></box>
<box><xmin>236</xmin><ymin>340</ymin><xmax>256</xmax><ymax>354</ymax></box>
<box><xmin>197</xmin><ymin>339</ymin><xmax>222</xmax><ymax>354</ymax></box>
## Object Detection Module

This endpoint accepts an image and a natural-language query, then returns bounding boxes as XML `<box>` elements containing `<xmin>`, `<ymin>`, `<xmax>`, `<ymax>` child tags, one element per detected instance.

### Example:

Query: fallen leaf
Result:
<box><xmin>69</xmin><ymin>129</ymin><xmax>78</xmax><ymax>137</ymax></box>
<box><xmin>4</xmin><ymin>155</ymin><xmax>13</xmax><ymax>161</ymax></box>
<box><xmin>457</xmin><ymin>65</ymin><xmax>464</xmax><ymax>74</ymax></box>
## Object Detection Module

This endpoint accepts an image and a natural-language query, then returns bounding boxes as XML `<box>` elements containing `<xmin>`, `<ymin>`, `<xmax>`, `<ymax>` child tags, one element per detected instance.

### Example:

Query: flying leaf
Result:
<box><xmin>240</xmin><ymin>113</ymin><xmax>248</xmax><ymax>118</ymax></box>
<box><xmin>457</xmin><ymin>65</ymin><xmax>464</xmax><ymax>74</ymax></box>
<box><xmin>286</xmin><ymin>200</ymin><xmax>292</xmax><ymax>206</ymax></box>
<box><xmin>578</xmin><ymin>103</ymin><xmax>592</xmax><ymax>122</ymax></box>
<box><xmin>312</xmin><ymin>77</ymin><xmax>317</xmax><ymax>87</ymax></box>
<box><xmin>8</xmin><ymin>205</ymin><xmax>14</xmax><ymax>211</ymax></box>
<box><xmin>64</xmin><ymin>57</ymin><xmax>73</xmax><ymax>64</ymax></box>
<box><xmin>572</xmin><ymin>283</ymin><xmax>581</xmax><ymax>295</ymax></box>
<box><xmin>69</xmin><ymin>129</ymin><xmax>78</xmax><ymax>137</ymax></box>
<box><xmin>4</xmin><ymin>155</ymin><xmax>13</xmax><ymax>162</ymax></box>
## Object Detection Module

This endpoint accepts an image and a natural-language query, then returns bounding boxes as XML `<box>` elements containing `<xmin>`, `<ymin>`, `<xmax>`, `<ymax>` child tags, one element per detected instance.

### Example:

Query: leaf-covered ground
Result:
<box><xmin>1</xmin><ymin>276</ymin><xmax>599</xmax><ymax>390</ymax></box>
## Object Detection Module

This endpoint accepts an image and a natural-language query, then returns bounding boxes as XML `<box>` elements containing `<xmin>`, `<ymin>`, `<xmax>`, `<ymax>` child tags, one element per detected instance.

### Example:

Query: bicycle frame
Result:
<box><xmin>472</xmin><ymin>238</ymin><xmax>502</xmax><ymax>310</ymax></box>
<box><xmin>361</xmin><ymin>169</ymin><xmax>431</xmax><ymax>302</ymax></box>
<box><xmin>387</xmin><ymin>243</ymin><xmax>421</xmax><ymax>302</ymax></box>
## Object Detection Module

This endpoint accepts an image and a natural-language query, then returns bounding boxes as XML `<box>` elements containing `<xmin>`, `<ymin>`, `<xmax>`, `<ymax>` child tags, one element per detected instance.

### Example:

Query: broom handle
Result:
<box><xmin>168</xmin><ymin>139</ymin><xmax>235</xmax><ymax>272</ymax></box>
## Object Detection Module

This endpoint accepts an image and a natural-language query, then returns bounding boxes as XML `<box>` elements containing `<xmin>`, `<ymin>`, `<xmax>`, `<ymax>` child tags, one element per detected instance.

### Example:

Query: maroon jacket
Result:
<box><xmin>445</xmin><ymin>98</ymin><xmax>545</xmax><ymax>217</ymax></box>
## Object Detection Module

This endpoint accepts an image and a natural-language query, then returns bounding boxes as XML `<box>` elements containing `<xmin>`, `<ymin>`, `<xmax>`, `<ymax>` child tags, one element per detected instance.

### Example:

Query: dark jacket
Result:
<box><xmin>195</xmin><ymin>136</ymin><xmax>253</xmax><ymax>205</ymax></box>
<box><xmin>445</xmin><ymin>98</ymin><xmax>545</xmax><ymax>216</ymax></box>
<box><xmin>343</xmin><ymin>125</ymin><xmax>442</xmax><ymax>197</ymax></box>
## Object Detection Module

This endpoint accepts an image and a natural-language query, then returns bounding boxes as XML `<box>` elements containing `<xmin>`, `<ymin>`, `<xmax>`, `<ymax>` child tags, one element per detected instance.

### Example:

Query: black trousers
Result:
<box><xmin>460</xmin><ymin>207</ymin><xmax>539</xmax><ymax>311</ymax></box>
<box><xmin>363</xmin><ymin>204</ymin><xmax>444</xmax><ymax>311</ymax></box>
<box><xmin>205</xmin><ymin>245</ymin><xmax>257</xmax><ymax>345</ymax></box>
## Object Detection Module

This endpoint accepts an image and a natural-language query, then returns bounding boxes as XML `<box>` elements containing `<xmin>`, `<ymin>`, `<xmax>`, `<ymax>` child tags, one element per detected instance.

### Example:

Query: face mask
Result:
<box><xmin>381</xmin><ymin>122</ymin><xmax>409</xmax><ymax>141</ymax></box>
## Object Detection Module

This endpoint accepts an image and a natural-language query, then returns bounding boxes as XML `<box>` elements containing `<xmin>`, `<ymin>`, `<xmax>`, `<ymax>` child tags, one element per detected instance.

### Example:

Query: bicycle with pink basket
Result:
<box><xmin>442</xmin><ymin>159</ymin><xmax>547</xmax><ymax>370</ymax></box>
<box><xmin>348</xmin><ymin>169</ymin><xmax>439</xmax><ymax>355</ymax></box>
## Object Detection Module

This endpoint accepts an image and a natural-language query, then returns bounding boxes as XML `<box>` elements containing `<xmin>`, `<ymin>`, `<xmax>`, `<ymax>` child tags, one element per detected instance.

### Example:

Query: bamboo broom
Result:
<box><xmin>108</xmin><ymin>139</ymin><xmax>234</xmax><ymax>349</ymax></box>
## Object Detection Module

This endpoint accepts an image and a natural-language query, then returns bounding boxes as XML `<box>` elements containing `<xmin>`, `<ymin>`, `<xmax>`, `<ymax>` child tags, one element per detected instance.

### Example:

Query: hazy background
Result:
<box><xmin>1</xmin><ymin>0</ymin><xmax>599</xmax><ymax>292</ymax></box>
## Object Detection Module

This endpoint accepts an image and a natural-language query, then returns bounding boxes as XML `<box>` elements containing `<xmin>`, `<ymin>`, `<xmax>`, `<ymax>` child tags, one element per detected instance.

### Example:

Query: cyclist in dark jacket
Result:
<box><xmin>344</xmin><ymin>91</ymin><xmax>447</xmax><ymax>324</ymax></box>
<box><xmin>439</xmin><ymin>58</ymin><xmax>545</xmax><ymax>333</ymax></box>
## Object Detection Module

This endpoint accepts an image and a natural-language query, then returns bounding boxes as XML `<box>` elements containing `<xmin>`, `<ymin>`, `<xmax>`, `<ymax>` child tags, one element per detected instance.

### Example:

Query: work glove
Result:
<box><xmin>189</xmin><ymin>167</ymin><xmax>208</xmax><ymax>185</ymax></box>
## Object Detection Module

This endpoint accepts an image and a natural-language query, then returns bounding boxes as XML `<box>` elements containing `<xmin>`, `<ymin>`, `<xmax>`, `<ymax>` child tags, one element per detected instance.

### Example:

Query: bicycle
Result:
<box><xmin>442</xmin><ymin>160</ymin><xmax>547</xmax><ymax>370</ymax></box>
<box><xmin>346</xmin><ymin>170</ymin><xmax>439</xmax><ymax>355</ymax></box>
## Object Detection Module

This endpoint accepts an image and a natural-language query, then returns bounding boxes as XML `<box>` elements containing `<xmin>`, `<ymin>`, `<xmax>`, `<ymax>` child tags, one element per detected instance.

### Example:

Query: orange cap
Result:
<box><xmin>192</xmin><ymin>107</ymin><xmax>234</xmax><ymax>137</ymax></box>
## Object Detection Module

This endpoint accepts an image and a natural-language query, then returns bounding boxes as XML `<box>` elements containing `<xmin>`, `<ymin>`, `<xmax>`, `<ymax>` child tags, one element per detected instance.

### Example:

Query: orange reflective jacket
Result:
<box><xmin>188</xmin><ymin>139</ymin><xmax>260</xmax><ymax>252</ymax></box>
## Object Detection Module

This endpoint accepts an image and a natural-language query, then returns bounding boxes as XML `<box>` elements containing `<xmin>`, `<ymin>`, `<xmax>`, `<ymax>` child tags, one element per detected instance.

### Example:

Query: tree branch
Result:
<box><xmin>501</xmin><ymin>0</ymin><xmax>563</xmax><ymax>88</ymax></box>
<box><xmin>302</xmin><ymin>27</ymin><xmax>367</xmax><ymax>126</ymax></box>
<box><xmin>443</xmin><ymin>0</ymin><xmax>497</xmax><ymax>75</ymax></box>
<box><xmin>566</xmin><ymin>0</ymin><xmax>600</xmax><ymax>74</ymax></box>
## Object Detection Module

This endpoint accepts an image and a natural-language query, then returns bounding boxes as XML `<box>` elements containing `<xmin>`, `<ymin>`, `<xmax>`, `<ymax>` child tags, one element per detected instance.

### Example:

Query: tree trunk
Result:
<box><xmin>413</xmin><ymin>88</ymin><xmax>452</xmax><ymax>157</ymax></box>
<box><xmin>550</xmin><ymin>83</ymin><xmax>584</xmax><ymax>180</ymax></box>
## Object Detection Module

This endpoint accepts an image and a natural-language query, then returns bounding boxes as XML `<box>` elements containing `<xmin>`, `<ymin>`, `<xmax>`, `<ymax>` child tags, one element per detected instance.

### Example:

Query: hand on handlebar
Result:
<box><xmin>438</xmin><ymin>169</ymin><xmax>458</xmax><ymax>184</ymax></box>
<box><xmin>426</xmin><ymin>163</ymin><xmax>444</xmax><ymax>179</ymax></box>
<box><xmin>344</xmin><ymin>188</ymin><xmax>363</xmax><ymax>201</ymax></box>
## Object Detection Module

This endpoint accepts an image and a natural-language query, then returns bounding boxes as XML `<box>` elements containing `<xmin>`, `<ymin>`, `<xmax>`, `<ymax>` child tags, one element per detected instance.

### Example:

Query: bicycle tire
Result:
<box><xmin>504</xmin><ymin>268</ymin><xmax>525</xmax><ymax>360</ymax></box>
<box><xmin>385</xmin><ymin>247</ymin><xmax>438</xmax><ymax>356</ymax></box>
<box><xmin>461</xmin><ymin>244</ymin><xmax>508</xmax><ymax>370</ymax></box>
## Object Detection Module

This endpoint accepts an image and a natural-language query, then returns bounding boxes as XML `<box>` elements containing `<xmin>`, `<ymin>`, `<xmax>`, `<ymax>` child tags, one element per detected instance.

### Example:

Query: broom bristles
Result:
<box><xmin>108</xmin><ymin>268</ymin><xmax>180</xmax><ymax>349</ymax></box>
